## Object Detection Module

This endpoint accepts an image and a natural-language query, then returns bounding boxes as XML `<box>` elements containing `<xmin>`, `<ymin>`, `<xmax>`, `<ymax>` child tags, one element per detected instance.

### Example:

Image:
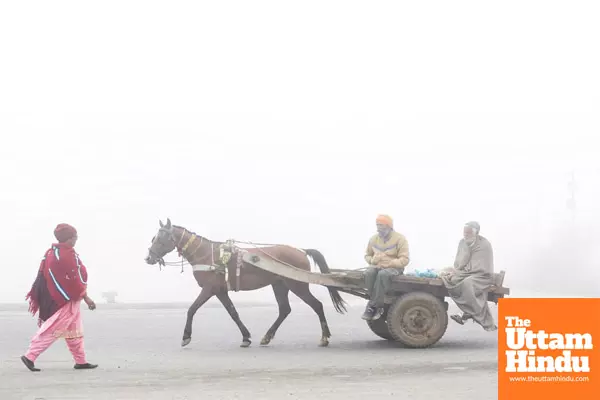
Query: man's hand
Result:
<box><xmin>379</xmin><ymin>259</ymin><xmax>392</xmax><ymax>268</ymax></box>
<box><xmin>371</xmin><ymin>254</ymin><xmax>382</xmax><ymax>265</ymax></box>
<box><xmin>84</xmin><ymin>296</ymin><xmax>96</xmax><ymax>310</ymax></box>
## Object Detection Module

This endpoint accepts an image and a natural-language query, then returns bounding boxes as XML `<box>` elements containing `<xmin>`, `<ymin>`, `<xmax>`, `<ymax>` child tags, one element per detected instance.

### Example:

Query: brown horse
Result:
<box><xmin>144</xmin><ymin>218</ymin><xmax>347</xmax><ymax>348</ymax></box>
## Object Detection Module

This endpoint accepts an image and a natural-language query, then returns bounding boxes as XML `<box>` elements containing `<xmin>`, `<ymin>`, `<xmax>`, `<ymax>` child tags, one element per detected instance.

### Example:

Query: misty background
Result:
<box><xmin>0</xmin><ymin>1</ymin><xmax>598</xmax><ymax>305</ymax></box>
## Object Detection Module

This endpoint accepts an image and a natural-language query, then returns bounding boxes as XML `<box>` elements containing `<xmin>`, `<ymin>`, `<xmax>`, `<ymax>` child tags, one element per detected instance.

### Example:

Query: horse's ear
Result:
<box><xmin>159</xmin><ymin>219</ymin><xmax>164</xmax><ymax>228</ymax></box>
<box><xmin>166</xmin><ymin>218</ymin><xmax>172</xmax><ymax>229</ymax></box>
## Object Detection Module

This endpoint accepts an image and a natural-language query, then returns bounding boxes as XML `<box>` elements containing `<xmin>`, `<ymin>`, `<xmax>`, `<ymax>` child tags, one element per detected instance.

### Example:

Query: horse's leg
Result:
<box><xmin>260</xmin><ymin>281</ymin><xmax>291</xmax><ymax>346</ymax></box>
<box><xmin>215</xmin><ymin>291</ymin><xmax>252</xmax><ymax>348</ymax></box>
<box><xmin>286</xmin><ymin>281</ymin><xmax>331</xmax><ymax>347</ymax></box>
<box><xmin>182</xmin><ymin>287</ymin><xmax>214</xmax><ymax>347</ymax></box>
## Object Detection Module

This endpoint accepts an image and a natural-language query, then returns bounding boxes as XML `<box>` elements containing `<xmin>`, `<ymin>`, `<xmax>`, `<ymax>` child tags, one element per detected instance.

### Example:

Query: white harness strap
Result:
<box><xmin>191</xmin><ymin>264</ymin><xmax>216</xmax><ymax>272</ymax></box>
<box><xmin>235</xmin><ymin>251</ymin><xmax>243</xmax><ymax>292</ymax></box>
<box><xmin>224</xmin><ymin>256</ymin><xmax>231</xmax><ymax>292</ymax></box>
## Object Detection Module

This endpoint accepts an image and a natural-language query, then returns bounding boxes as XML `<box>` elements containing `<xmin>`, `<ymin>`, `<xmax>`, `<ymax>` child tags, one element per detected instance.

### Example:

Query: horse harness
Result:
<box><xmin>177</xmin><ymin>233</ymin><xmax>245</xmax><ymax>292</ymax></box>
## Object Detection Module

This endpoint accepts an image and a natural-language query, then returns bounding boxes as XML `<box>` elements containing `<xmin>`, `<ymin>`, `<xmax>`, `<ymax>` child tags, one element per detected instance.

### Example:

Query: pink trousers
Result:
<box><xmin>25</xmin><ymin>300</ymin><xmax>87</xmax><ymax>364</ymax></box>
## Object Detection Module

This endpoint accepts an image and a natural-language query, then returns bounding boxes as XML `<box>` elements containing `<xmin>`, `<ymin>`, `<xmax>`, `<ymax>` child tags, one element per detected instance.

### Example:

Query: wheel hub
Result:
<box><xmin>401</xmin><ymin>306</ymin><xmax>434</xmax><ymax>336</ymax></box>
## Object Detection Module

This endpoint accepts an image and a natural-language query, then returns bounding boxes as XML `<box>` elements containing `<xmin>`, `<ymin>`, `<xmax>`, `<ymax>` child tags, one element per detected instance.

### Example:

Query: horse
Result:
<box><xmin>144</xmin><ymin>218</ymin><xmax>347</xmax><ymax>348</ymax></box>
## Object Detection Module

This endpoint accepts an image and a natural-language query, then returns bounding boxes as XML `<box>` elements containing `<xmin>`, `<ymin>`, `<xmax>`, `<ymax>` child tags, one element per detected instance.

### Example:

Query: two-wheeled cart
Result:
<box><xmin>242</xmin><ymin>252</ymin><xmax>510</xmax><ymax>348</ymax></box>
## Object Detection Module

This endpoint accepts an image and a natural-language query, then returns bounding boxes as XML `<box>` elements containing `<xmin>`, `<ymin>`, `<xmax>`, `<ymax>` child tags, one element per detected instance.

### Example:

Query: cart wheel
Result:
<box><xmin>366</xmin><ymin>306</ymin><xmax>394</xmax><ymax>340</ymax></box>
<box><xmin>386</xmin><ymin>291</ymin><xmax>448</xmax><ymax>348</ymax></box>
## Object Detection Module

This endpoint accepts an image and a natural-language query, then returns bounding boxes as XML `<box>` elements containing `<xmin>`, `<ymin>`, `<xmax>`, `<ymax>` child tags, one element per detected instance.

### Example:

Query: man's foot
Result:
<box><xmin>74</xmin><ymin>363</ymin><xmax>98</xmax><ymax>370</ymax></box>
<box><xmin>361</xmin><ymin>306</ymin><xmax>376</xmax><ymax>320</ymax></box>
<box><xmin>450</xmin><ymin>314</ymin><xmax>465</xmax><ymax>325</ymax></box>
<box><xmin>21</xmin><ymin>356</ymin><xmax>40</xmax><ymax>372</ymax></box>
<box><xmin>484</xmin><ymin>325</ymin><xmax>498</xmax><ymax>332</ymax></box>
<box><xmin>371</xmin><ymin>307</ymin><xmax>385</xmax><ymax>321</ymax></box>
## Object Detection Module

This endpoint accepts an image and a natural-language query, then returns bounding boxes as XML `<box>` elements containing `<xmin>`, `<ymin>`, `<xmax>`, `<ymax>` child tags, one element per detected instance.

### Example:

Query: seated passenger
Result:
<box><xmin>362</xmin><ymin>214</ymin><xmax>409</xmax><ymax>321</ymax></box>
<box><xmin>440</xmin><ymin>221</ymin><xmax>497</xmax><ymax>331</ymax></box>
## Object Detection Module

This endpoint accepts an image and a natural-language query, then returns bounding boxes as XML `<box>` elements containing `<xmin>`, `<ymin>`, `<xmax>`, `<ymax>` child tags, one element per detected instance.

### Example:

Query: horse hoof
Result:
<box><xmin>181</xmin><ymin>338</ymin><xmax>191</xmax><ymax>347</ymax></box>
<box><xmin>240</xmin><ymin>339</ymin><xmax>252</xmax><ymax>348</ymax></box>
<box><xmin>260</xmin><ymin>337</ymin><xmax>271</xmax><ymax>346</ymax></box>
<box><xmin>319</xmin><ymin>339</ymin><xmax>329</xmax><ymax>347</ymax></box>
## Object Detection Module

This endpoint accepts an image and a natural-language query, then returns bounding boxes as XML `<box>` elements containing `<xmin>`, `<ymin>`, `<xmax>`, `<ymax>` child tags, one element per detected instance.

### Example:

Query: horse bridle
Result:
<box><xmin>148</xmin><ymin>228</ymin><xmax>180</xmax><ymax>267</ymax></box>
<box><xmin>149</xmin><ymin>228</ymin><xmax>206</xmax><ymax>269</ymax></box>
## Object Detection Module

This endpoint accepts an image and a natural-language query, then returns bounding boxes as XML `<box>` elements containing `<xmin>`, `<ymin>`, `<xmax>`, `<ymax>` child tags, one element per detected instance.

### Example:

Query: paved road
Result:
<box><xmin>0</xmin><ymin>301</ymin><xmax>499</xmax><ymax>400</ymax></box>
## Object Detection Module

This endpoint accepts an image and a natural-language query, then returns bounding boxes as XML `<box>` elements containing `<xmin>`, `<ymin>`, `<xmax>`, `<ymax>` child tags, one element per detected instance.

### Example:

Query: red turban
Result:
<box><xmin>54</xmin><ymin>223</ymin><xmax>77</xmax><ymax>243</ymax></box>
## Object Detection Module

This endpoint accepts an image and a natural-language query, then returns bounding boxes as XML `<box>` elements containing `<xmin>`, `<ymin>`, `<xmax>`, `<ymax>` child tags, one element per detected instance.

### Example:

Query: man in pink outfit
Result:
<box><xmin>21</xmin><ymin>223</ymin><xmax>98</xmax><ymax>372</ymax></box>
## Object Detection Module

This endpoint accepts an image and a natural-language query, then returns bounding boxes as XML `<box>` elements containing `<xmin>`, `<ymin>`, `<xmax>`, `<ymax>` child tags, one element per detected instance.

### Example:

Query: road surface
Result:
<box><xmin>0</xmin><ymin>300</ymin><xmax>499</xmax><ymax>400</ymax></box>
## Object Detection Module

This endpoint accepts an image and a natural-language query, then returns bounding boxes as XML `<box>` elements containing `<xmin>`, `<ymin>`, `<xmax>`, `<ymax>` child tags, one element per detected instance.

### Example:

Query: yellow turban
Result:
<box><xmin>376</xmin><ymin>214</ymin><xmax>393</xmax><ymax>228</ymax></box>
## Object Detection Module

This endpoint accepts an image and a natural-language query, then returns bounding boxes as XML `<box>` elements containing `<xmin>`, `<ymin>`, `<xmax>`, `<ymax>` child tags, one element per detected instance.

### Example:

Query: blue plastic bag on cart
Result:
<box><xmin>405</xmin><ymin>268</ymin><xmax>438</xmax><ymax>278</ymax></box>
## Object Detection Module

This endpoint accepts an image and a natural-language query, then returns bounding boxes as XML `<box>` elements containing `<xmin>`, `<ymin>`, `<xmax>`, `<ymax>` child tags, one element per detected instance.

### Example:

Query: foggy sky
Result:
<box><xmin>1</xmin><ymin>1</ymin><xmax>598</xmax><ymax>304</ymax></box>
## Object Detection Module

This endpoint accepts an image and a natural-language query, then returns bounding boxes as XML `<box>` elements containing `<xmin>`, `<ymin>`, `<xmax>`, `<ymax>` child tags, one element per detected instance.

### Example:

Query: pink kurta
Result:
<box><xmin>25</xmin><ymin>300</ymin><xmax>86</xmax><ymax>364</ymax></box>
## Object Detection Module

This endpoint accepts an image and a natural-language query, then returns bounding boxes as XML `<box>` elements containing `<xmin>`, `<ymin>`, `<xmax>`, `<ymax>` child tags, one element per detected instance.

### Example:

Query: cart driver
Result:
<box><xmin>362</xmin><ymin>214</ymin><xmax>410</xmax><ymax>321</ymax></box>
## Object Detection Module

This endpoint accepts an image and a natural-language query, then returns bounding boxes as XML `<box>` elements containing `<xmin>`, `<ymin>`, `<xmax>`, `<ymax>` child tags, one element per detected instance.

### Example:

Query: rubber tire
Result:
<box><xmin>386</xmin><ymin>291</ymin><xmax>448</xmax><ymax>348</ymax></box>
<box><xmin>366</xmin><ymin>308</ymin><xmax>394</xmax><ymax>340</ymax></box>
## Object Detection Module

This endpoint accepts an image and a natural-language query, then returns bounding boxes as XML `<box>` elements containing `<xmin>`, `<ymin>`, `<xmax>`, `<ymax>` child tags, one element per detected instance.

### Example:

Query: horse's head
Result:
<box><xmin>145</xmin><ymin>218</ymin><xmax>177</xmax><ymax>267</ymax></box>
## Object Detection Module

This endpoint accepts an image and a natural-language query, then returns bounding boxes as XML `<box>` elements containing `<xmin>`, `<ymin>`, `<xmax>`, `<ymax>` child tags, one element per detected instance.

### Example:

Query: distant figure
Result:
<box><xmin>102</xmin><ymin>291</ymin><xmax>118</xmax><ymax>304</ymax></box>
<box><xmin>440</xmin><ymin>221</ymin><xmax>497</xmax><ymax>331</ymax></box>
<box><xmin>362</xmin><ymin>214</ymin><xmax>410</xmax><ymax>320</ymax></box>
<box><xmin>21</xmin><ymin>223</ymin><xmax>98</xmax><ymax>371</ymax></box>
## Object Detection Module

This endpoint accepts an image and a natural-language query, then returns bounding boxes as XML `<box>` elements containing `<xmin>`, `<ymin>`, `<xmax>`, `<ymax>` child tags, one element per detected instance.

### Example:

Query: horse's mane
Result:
<box><xmin>172</xmin><ymin>225</ymin><xmax>220</xmax><ymax>244</ymax></box>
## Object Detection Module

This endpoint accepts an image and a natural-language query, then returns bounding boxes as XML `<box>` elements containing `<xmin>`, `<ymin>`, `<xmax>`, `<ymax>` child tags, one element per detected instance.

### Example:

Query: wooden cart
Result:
<box><xmin>242</xmin><ymin>252</ymin><xmax>510</xmax><ymax>348</ymax></box>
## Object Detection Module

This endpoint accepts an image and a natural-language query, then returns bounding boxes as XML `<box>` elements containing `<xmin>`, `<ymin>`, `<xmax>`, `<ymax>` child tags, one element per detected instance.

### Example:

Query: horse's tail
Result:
<box><xmin>303</xmin><ymin>248</ymin><xmax>348</xmax><ymax>314</ymax></box>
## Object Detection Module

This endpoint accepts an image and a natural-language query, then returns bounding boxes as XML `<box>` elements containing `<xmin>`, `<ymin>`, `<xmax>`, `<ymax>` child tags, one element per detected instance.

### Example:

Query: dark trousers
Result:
<box><xmin>364</xmin><ymin>266</ymin><xmax>402</xmax><ymax>308</ymax></box>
